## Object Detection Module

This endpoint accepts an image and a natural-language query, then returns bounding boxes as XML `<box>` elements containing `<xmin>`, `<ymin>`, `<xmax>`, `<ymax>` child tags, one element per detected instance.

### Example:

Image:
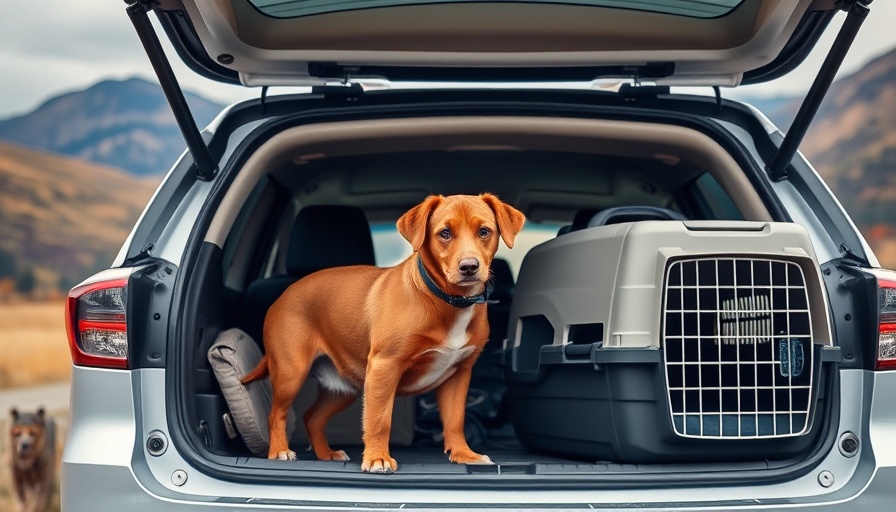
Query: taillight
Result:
<box><xmin>65</xmin><ymin>269</ymin><xmax>132</xmax><ymax>370</ymax></box>
<box><xmin>871</xmin><ymin>269</ymin><xmax>896</xmax><ymax>370</ymax></box>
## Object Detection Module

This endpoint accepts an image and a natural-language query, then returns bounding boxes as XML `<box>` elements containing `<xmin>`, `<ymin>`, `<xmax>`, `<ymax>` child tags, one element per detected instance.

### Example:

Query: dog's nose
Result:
<box><xmin>459</xmin><ymin>258</ymin><xmax>480</xmax><ymax>276</ymax></box>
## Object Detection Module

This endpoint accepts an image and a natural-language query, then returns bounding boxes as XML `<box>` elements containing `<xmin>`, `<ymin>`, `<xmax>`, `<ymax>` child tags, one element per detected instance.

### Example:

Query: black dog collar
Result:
<box><xmin>417</xmin><ymin>256</ymin><xmax>495</xmax><ymax>308</ymax></box>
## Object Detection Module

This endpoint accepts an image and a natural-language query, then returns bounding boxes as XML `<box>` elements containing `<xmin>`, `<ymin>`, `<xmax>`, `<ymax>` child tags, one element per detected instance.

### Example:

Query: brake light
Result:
<box><xmin>872</xmin><ymin>270</ymin><xmax>896</xmax><ymax>370</ymax></box>
<box><xmin>65</xmin><ymin>269</ymin><xmax>132</xmax><ymax>370</ymax></box>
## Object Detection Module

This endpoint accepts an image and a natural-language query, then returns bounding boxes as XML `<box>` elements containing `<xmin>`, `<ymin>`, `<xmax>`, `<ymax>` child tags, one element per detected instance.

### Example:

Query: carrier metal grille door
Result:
<box><xmin>662</xmin><ymin>257</ymin><xmax>814</xmax><ymax>439</ymax></box>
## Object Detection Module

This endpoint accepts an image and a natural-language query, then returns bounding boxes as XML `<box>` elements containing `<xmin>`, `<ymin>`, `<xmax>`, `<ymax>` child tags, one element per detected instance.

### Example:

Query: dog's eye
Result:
<box><xmin>438</xmin><ymin>229</ymin><xmax>452</xmax><ymax>241</ymax></box>
<box><xmin>479</xmin><ymin>227</ymin><xmax>492</xmax><ymax>238</ymax></box>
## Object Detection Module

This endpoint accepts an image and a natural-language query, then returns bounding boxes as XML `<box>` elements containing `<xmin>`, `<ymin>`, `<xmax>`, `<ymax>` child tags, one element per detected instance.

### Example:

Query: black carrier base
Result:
<box><xmin>503</xmin><ymin>345</ymin><xmax>837</xmax><ymax>464</ymax></box>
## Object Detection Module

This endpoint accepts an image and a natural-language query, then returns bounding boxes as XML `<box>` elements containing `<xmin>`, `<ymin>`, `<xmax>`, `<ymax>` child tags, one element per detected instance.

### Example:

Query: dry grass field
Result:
<box><xmin>0</xmin><ymin>301</ymin><xmax>71</xmax><ymax>389</ymax></box>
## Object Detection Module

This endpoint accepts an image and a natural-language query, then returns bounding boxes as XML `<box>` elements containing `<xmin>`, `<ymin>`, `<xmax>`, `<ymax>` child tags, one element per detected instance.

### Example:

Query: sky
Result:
<box><xmin>1</xmin><ymin>1</ymin><xmax>895</xmax><ymax>119</ymax></box>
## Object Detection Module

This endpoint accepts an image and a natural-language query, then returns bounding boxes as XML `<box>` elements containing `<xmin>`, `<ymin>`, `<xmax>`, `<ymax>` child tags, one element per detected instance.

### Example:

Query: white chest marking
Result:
<box><xmin>406</xmin><ymin>307</ymin><xmax>476</xmax><ymax>393</ymax></box>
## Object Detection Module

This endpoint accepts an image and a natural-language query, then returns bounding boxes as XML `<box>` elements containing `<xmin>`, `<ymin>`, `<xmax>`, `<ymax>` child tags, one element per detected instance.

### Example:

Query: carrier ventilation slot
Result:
<box><xmin>516</xmin><ymin>315</ymin><xmax>555</xmax><ymax>373</ymax></box>
<box><xmin>663</xmin><ymin>257</ymin><xmax>814</xmax><ymax>439</ymax></box>
<box><xmin>568</xmin><ymin>323</ymin><xmax>604</xmax><ymax>345</ymax></box>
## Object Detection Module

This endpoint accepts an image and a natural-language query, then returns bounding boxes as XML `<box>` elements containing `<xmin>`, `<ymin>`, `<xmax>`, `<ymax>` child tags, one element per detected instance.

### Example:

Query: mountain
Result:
<box><xmin>2</xmin><ymin>44</ymin><xmax>896</xmax><ymax>296</ymax></box>
<box><xmin>734</xmin><ymin>48</ymin><xmax>896</xmax><ymax>266</ymax></box>
<box><xmin>736</xmin><ymin>49</ymin><xmax>896</xmax><ymax>204</ymax></box>
<box><xmin>0</xmin><ymin>77</ymin><xmax>224</xmax><ymax>176</ymax></box>
<box><xmin>0</xmin><ymin>141</ymin><xmax>157</xmax><ymax>296</ymax></box>
<box><xmin>795</xmin><ymin>48</ymin><xmax>896</xmax><ymax>265</ymax></box>
<box><xmin>799</xmin><ymin>49</ymin><xmax>896</xmax><ymax>212</ymax></box>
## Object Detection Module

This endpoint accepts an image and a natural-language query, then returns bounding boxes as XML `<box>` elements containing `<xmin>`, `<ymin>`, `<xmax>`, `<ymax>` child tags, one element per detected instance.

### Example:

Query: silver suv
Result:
<box><xmin>63</xmin><ymin>1</ymin><xmax>896</xmax><ymax>510</ymax></box>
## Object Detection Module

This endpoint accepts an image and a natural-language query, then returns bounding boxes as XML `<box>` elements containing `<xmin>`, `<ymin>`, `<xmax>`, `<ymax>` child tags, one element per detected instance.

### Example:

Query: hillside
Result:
<box><xmin>797</xmin><ymin>48</ymin><xmax>896</xmax><ymax>265</ymax></box>
<box><xmin>0</xmin><ymin>141</ymin><xmax>158</xmax><ymax>296</ymax></box>
<box><xmin>735</xmin><ymin>47</ymin><xmax>896</xmax><ymax>266</ymax></box>
<box><xmin>800</xmin><ymin>49</ymin><xmax>896</xmax><ymax>214</ymax></box>
<box><xmin>0</xmin><ymin>77</ymin><xmax>224</xmax><ymax>176</ymax></box>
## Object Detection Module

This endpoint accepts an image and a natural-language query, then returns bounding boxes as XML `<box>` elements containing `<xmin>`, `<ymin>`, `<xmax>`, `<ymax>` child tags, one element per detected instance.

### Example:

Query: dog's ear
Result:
<box><xmin>10</xmin><ymin>407</ymin><xmax>18</xmax><ymax>421</ymax></box>
<box><xmin>37</xmin><ymin>407</ymin><xmax>46</xmax><ymax>422</ymax></box>
<box><xmin>397</xmin><ymin>195</ymin><xmax>443</xmax><ymax>252</ymax></box>
<box><xmin>481</xmin><ymin>193</ymin><xmax>526</xmax><ymax>248</ymax></box>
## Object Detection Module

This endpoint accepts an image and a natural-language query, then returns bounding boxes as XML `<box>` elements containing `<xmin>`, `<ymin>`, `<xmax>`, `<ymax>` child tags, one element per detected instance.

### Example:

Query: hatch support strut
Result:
<box><xmin>126</xmin><ymin>0</ymin><xmax>218</xmax><ymax>181</ymax></box>
<box><xmin>766</xmin><ymin>0</ymin><xmax>870</xmax><ymax>182</ymax></box>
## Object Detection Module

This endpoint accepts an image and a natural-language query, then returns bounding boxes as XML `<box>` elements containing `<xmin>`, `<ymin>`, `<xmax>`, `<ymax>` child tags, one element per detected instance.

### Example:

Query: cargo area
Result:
<box><xmin>174</xmin><ymin>114</ymin><xmax>840</xmax><ymax>481</ymax></box>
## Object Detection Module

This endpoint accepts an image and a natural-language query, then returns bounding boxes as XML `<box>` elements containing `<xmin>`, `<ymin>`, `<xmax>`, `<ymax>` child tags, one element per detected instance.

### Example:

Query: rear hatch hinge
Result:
<box><xmin>766</xmin><ymin>0</ymin><xmax>871</xmax><ymax>182</ymax></box>
<box><xmin>617</xmin><ymin>83</ymin><xmax>671</xmax><ymax>100</ymax></box>
<box><xmin>310</xmin><ymin>82</ymin><xmax>366</xmax><ymax>98</ymax></box>
<box><xmin>126</xmin><ymin>0</ymin><xmax>218</xmax><ymax>181</ymax></box>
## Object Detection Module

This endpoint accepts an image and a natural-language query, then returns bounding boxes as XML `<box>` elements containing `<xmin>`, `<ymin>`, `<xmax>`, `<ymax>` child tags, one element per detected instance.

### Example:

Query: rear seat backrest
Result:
<box><xmin>243</xmin><ymin>205</ymin><xmax>375</xmax><ymax>341</ymax></box>
<box><xmin>556</xmin><ymin>208</ymin><xmax>600</xmax><ymax>236</ymax></box>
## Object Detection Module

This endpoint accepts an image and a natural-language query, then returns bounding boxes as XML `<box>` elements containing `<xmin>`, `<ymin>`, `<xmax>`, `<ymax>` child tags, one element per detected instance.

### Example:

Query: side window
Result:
<box><xmin>371</xmin><ymin>224</ymin><xmax>411</xmax><ymax>267</ymax></box>
<box><xmin>680</xmin><ymin>172</ymin><xmax>744</xmax><ymax>221</ymax></box>
<box><xmin>221</xmin><ymin>178</ymin><xmax>290</xmax><ymax>290</ymax></box>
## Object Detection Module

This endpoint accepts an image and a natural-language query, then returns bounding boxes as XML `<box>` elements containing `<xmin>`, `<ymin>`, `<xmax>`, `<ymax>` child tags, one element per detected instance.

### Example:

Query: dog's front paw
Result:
<box><xmin>361</xmin><ymin>455</ymin><xmax>398</xmax><ymax>473</ymax></box>
<box><xmin>272</xmin><ymin>450</ymin><xmax>297</xmax><ymax>461</ymax></box>
<box><xmin>447</xmin><ymin>449</ymin><xmax>493</xmax><ymax>465</ymax></box>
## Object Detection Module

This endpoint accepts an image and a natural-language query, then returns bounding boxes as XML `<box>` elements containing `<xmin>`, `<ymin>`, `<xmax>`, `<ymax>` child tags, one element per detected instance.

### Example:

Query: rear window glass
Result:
<box><xmin>249</xmin><ymin>0</ymin><xmax>745</xmax><ymax>20</ymax></box>
<box><xmin>687</xmin><ymin>172</ymin><xmax>744</xmax><ymax>221</ymax></box>
<box><xmin>372</xmin><ymin>223</ymin><xmax>559</xmax><ymax>277</ymax></box>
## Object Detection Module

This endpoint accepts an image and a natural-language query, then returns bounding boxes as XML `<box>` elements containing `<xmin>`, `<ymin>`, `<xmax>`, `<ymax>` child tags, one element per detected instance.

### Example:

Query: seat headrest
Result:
<box><xmin>558</xmin><ymin>208</ymin><xmax>600</xmax><ymax>236</ymax></box>
<box><xmin>286</xmin><ymin>205</ymin><xmax>375</xmax><ymax>277</ymax></box>
<box><xmin>489</xmin><ymin>258</ymin><xmax>515</xmax><ymax>299</ymax></box>
<box><xmin>587</xmin><ymin>206</ymin><xmax>687</xmax><ymax>228</ymax></box>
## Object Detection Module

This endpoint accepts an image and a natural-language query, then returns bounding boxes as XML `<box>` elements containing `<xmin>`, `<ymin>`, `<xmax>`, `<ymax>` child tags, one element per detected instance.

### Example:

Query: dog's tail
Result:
<box><xmin>241</xmin><ymin>356</ymin><xmax>269</xmax><ymax>384</ymax></box>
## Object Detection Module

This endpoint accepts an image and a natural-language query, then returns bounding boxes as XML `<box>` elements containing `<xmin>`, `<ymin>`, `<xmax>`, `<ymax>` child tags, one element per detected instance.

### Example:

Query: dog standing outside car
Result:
<box><xmin>8</xmin><ymin>407</ymin><xmax>56</xmax><ymax>512</ymax></box>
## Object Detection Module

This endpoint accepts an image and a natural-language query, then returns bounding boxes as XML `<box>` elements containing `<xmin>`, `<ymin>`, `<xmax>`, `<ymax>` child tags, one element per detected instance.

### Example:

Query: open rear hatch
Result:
<box><xmin>132</xmin><ymin>0</ymin><xmax>871</xmax><ymax>183</ymax></box>
<box><xmin>156</xmin><ymin>0</ymin><xmax>844</xmax><ymax>87</ymax></box>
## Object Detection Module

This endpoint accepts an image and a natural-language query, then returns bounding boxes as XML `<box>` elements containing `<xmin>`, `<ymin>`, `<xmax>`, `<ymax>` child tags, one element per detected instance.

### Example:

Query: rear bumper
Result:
<box><xmin>62</xmin><ymin>367</ymin><xmax>896</xmax><ymax>511</ymax></box>
<box><xmin>58</xmin><ymin>466</ymin><xmax>896</xmax><ymax>511</ymax></box>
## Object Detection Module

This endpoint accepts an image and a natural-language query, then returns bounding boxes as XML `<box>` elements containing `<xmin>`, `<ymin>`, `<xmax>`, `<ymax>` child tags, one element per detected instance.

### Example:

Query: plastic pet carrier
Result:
<box><xmin>502</xmin><ymin>220</ymin><xmax>840</xmax><ymax>463</ymax></box>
